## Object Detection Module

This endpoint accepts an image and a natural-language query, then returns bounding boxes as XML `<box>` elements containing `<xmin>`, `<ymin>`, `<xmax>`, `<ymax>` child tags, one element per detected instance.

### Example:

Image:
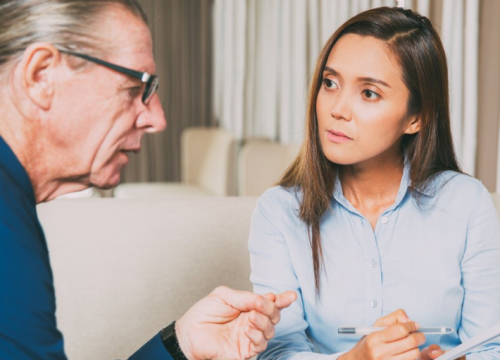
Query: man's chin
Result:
<box><xmin>89</xmin><ymin>171</ymin><xmax>122</xmax><ymax>190</ymax></box>
<box><xmin>90</xmin><ymin>156</ymin><xmax>129</xmax><ymax>189</ymax></box>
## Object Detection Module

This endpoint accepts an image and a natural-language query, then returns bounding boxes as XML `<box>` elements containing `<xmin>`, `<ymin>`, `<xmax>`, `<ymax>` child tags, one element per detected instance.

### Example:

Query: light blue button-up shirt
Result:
<box><xmin>249</xmin><ymin>166</ymin><xmax>500</xmax><ymax>360</ymax></box>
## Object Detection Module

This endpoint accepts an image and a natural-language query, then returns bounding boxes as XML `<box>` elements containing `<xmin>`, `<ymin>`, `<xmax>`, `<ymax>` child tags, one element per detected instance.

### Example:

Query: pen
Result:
<box><xmin>338</xmin><ymin>327</ymin><xmax>454</xmax><ymax>335</ymax></box>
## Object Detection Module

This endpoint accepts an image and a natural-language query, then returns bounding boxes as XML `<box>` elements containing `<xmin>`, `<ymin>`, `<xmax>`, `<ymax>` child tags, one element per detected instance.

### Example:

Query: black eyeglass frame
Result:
<box><xmin>60</xmin><ymin>50</ymin><xmax>159</xmax><ymax>105</ymax></box>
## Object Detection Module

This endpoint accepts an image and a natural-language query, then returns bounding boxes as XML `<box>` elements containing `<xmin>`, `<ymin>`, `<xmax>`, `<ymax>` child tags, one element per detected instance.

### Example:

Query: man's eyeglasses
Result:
<box><xmin>60</xmin><ymin>50</ymin><xmax>159</xmax><ymax>105</ymax></box>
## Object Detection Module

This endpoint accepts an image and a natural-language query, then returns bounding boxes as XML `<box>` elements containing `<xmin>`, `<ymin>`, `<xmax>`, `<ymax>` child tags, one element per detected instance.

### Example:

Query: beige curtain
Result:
<box><xmin>121</xmin><ymin>0</ymin><xmax>215</xmax><ymax>183</ymax></box>
<box><xmin>477</xmin><ymin>0</ymin><xmax>500</xmax><ymax>192</ymax></box>
<box><xmin>213</xmin><ymin>0</ymin><xmax>500</xmax><ymax>191</ymax></box>
<box><xmin>120</xmin><ymin>0</ymin><xmax>500</xmax><ymax>190</ymax></box>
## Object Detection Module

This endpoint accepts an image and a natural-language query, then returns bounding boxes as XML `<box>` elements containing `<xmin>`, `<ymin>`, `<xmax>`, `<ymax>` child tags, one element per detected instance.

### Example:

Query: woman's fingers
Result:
<box><xmin>419</xmin><ymin>345</ymin><xmax>444</xmax><ymax>360</ymax></box>
<box><xmin>385</xmin><ymin>331</ymin><xmax>426</xmax><ymax>355</ymax></box>
<box><xmin>371</xmin><ymin>321</ymin><xmax>420</xmax><ymax>343</ymax></box>
<box><xmin>356</xmin><ymin>321</ymin><xmax>423</xmax><ymax>360</ymax></box>
<box><xmin>373</xmin><ymin>309</ymin><xmax>410</xmax><ymax>327</ymax></box>
<box><xmin>391</xmin><ymin>348</ymin><xmax>422</xmax><ymax>360</ymax></box>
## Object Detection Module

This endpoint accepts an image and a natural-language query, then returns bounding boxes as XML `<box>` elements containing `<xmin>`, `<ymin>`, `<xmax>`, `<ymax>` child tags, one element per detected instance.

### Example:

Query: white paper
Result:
<box><xmin>436</xmin><ymin>322</ymin><xmax>500</xmax><ymax>360</ymax></box>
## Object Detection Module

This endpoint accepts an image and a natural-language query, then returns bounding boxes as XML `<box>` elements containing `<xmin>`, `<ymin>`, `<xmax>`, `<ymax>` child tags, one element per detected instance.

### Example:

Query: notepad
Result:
<box><xmin>436</xmin><ymin>322</ymin><xmax>500</xmax><ymax>360</ymax></box>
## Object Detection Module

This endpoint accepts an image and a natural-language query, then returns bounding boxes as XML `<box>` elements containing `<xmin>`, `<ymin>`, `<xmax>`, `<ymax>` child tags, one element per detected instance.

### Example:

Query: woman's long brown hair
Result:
<box><xmin>278</xmin><ymin>7</ymin><xmax>461</xmax><ymax>295</ymax></box>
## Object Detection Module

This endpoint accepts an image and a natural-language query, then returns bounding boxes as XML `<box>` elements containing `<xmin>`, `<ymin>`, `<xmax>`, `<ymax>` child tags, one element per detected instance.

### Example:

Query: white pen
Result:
<box><xmin>338</xmin><ymin>326</ymin><xmax>454</xmax><ymax>335</ymax></box>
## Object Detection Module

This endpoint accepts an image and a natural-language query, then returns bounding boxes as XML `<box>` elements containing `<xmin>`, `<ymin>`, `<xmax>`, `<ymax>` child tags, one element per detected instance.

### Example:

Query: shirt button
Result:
<box><xmin>381</xmin><ymin>217</ymin><xmax>388</xmax><ymax>224</ymax></box>
<box><xmin>370</xmin><ymin>300</ymin><xmax>378</xmax><ymax>308</ymax></box>
<box><xmin>372</xmin><ymin>260</ymin><xmax>377</xmax><ymax>268</ymax></box>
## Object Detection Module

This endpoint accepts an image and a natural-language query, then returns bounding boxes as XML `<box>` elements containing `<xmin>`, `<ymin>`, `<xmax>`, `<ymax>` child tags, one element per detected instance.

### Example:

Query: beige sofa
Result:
<box><xmin>38</xmin><ymin>197</ymin><xmax>257</xmax><ymax>360</ymax></box>
<box><xmin>37</xmin><ymin>193</ymin><xmax>500</xmax><ymax>360</ymax></box>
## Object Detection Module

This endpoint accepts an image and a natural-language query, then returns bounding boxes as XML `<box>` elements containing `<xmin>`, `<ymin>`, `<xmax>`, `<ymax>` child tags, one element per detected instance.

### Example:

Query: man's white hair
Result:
<box><xmin>0</xmin><ymin>0</ymin><xmax>147</xmax><ymax>71</ymax></box>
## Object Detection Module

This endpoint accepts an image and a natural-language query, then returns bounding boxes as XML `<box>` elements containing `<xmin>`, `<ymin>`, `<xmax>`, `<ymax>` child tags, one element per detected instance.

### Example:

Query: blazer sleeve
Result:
<box><xmin>128</xmin><ymin>332</ymin><xmax>173</xmax><ymax>360</ymax></box>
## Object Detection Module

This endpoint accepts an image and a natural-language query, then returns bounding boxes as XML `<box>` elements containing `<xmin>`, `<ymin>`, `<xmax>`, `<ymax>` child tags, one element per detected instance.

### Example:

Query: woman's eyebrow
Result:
<box><xmin>358</xmin><ymin>76</ymin><xmax>392</xmax><ymax>88</ymax></box>
<box><xmin>323</xmin><ymin>66</ymin><xmax>391</xmax><ymax>88</ymax></box>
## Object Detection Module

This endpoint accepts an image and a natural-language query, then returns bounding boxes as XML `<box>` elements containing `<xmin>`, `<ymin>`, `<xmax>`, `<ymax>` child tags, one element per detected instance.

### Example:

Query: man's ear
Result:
<box><xmin>19</xmin><ymin>43</ymin><xmax>61</xmax><ymax>110</ymax></box>
<box><xmin>404</xmin><ymin>115</ymin><xmax>421</xmax><ymax>135</ymax></box>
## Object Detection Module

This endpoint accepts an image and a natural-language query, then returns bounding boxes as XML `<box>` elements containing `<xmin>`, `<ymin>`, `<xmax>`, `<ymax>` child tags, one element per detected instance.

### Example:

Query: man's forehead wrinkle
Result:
<box><xmin>92</xmin><ymin>8</ymin><xmax>155</xmax><ymax>74</ymax></box>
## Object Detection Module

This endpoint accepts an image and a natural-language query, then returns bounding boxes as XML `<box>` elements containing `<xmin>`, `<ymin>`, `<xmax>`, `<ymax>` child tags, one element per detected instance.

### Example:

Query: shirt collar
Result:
<box><xmin>0</xmin><ymin>136</ymin><xmax>36</xmax><ymax>204</ymax></box>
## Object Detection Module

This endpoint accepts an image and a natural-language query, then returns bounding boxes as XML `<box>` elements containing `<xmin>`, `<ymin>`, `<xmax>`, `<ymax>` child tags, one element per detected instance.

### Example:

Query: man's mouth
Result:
<box><xmin>120</xmin><ymin>148</ymin><xmax>141</xmax><ymax>154</ymax></box>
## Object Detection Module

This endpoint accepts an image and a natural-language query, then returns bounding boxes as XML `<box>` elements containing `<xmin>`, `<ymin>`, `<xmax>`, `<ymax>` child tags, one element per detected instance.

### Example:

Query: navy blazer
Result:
<box><xmin>0</xmin><ymin>136</ymin><xmax>172</xmax><ymax>360</ymax></box>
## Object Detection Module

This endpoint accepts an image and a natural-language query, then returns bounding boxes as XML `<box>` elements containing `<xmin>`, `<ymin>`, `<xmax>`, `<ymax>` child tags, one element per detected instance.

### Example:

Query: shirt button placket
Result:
<box><xmin>365</xmin><ymin>222</ymin><xmax>383</xmax><ymax>322</ymax></box>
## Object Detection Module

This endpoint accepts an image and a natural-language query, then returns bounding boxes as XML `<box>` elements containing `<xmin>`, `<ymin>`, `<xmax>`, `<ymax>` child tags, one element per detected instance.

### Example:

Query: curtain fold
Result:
<box><xmin>121</xmin><ymin>0</ymin><xmax>214</xmax><ymax>183</ymax></box>
<box><xmin>497</xmin><ymin>111</ymin><xmax>500</xmax><ymax>192</ymax></box>
<box><xmin>123</xmin><ymin>0</ymin><xmax>492</xmax><ymax>187</ymax></box>
<box><xmin>213</xmin><ymin>0</ymin><xmax>481</xmax><ymax>178</ymax></box>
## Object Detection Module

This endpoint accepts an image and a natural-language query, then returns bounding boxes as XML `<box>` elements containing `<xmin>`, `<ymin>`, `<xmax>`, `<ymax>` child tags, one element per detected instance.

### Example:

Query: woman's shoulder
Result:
<box><xmin>255</xmin><ymin>186</ymin><xmax>302</xmax><ymax>216</ymax></box>
<box><xmin>424</xmin><ymin>170</ymin><xmax>491</xmax><ymax>211</ymax></box>
<box><xmin>430</xmin><ymin>171</ymin><xmax>484</xmax><ymax>194</ymax></box>
<box><xmin>258</xmin><ymin>185</ymin><xmax>302</xmax><ymax>204</ymax></box>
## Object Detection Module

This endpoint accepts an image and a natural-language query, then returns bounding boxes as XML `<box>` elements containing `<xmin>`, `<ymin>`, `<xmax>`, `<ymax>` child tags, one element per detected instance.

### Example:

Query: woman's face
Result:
<box><xmin>316</xmin><ymin>34</ymin><xmax>420</xmax><ymax>167</ymax></box>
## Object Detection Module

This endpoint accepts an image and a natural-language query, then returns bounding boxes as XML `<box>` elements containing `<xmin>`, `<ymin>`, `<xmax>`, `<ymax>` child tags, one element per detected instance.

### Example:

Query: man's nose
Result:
<box><xmin>137</xmin><ymin>94</ymin><xmax>167</xmax><ymax>133</ymax></box>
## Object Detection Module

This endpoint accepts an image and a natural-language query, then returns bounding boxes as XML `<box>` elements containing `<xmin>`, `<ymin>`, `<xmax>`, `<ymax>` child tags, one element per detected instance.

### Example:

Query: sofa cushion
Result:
<box><xmin>37</xmin><ymin>197</ymin><xmax>257</xmax><ymax>360</ymax></box>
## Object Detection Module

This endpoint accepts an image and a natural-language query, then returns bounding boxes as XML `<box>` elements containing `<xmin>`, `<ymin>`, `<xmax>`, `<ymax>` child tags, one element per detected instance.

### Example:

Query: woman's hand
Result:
<box><xmin>418</xmin><ymin>344</ymin><xmax>466</xmax><ymax>360</ymax></box>
<box><xmin>340</xmin><ymin>309</ymin><xmax>426</xmax><ymax>360</ymax></box>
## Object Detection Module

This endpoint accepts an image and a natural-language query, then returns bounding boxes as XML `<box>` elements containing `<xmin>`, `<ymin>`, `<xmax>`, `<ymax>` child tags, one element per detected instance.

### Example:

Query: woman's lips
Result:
<box><xmin>327</xmin><ymin>130</ymin><xmax>352</xmax><ymax>143</ymax></box>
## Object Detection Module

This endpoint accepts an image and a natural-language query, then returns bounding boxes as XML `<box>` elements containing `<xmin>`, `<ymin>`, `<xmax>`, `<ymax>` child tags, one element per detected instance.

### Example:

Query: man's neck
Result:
<box><xmin>0</xmin><ymin>112</ymin><xmax>87</xmax><ymax>204</ymax></box>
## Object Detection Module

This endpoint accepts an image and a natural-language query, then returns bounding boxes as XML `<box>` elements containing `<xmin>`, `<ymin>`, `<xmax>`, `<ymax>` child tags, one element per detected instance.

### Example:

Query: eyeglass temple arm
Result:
<box><xmin>60</xmin><ymin>50</ymin><xmax>149</xmax><ymax>82</ymax></box>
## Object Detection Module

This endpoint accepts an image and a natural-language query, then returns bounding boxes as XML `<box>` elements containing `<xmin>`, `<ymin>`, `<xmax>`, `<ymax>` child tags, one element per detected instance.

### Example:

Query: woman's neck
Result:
<box><xmin>340</xmin><ymin>150</ymin><xmax>405</xmax><ymax>223</ymax></box>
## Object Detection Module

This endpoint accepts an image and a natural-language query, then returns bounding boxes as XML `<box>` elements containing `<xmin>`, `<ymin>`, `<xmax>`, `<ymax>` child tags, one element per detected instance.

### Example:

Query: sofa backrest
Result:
<box><xmin>36</xmin><ymin>193</ymin><xmax>500</xmax><ymax>360</ymax></box>
<box><xmin>238</xmin><ymin>140</ymin><xmax>301</xmax><ymax>196</ymax></box>
<box><xmin>37</xmin><ymin>197</ymin><xmax>257</xmax><ymax>360</ymax></box>
<box><xmin>181</xmin><ymin>127</ymin><xmax>236</xmax><ymax>196</ymax></box>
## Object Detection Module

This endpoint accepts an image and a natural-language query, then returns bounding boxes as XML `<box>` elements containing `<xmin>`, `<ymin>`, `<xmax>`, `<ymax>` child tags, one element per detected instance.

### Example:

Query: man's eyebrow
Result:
<box><xmin>322</xmin><ymin>66</ymin><xmax>392</xmax><ymax>88</ymax></box>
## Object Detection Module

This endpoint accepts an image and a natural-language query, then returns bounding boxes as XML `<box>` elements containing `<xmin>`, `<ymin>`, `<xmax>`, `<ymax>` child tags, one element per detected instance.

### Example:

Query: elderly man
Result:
<box><xmin>0</xmin><ymin>0</ymin><xmax>296</xmax><ymax>359</ymax></box>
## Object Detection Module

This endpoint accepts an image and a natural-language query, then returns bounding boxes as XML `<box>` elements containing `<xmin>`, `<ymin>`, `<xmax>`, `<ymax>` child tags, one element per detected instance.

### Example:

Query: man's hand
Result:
<box><xmin>175</xmin><ymin>286</ymin><xmax>297</xmax><ymax>360</ymax></box>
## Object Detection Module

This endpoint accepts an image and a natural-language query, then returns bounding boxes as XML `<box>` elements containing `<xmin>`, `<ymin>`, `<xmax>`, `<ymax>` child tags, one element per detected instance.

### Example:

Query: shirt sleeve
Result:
<box><xmin>249</xmin><ymin>189</ymin><xmax>341</xmax><ymax>360</ymax></box>
<box><xmin>128</xmin><ymin>332</ymin><xmax>173</xmax><ymax>360</ymax></box>
<box><xmin>459</xmin><ymin>183</ymin><xmax>500</xmax><ymax>360</ymax></box>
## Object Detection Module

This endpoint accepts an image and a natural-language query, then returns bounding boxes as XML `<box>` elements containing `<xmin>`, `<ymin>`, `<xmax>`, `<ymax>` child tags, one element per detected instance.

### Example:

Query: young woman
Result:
<box><xmin>249</xmin><ymin>7</ymin><xmax>500</xmax><ymax>360</ymax></box>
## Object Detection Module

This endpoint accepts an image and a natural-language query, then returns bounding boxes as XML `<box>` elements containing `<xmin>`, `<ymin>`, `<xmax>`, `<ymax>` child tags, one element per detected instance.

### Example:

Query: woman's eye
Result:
<box><xmin>362</xmin><ymin>89</ymin><xmax>380</xmax><ymax>100</ymax></box>
<box><xmin>323</xmin><ymin>78</ymin><xmax>338</xmax><ymax>89</ymax></box>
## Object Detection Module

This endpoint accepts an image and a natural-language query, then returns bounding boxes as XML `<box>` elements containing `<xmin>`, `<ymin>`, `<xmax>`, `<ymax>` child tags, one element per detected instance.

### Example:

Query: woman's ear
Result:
<box><xmin>404</xmin><ymin>115</ymin><xmax>421</xmax><ymax>135</ymax></box>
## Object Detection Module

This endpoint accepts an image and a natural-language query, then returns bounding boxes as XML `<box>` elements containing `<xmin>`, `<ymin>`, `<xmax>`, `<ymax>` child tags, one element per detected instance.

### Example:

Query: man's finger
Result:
<box><xmin>249</xmin><ymin>310</ymin><xmax>275</xmax><ymax>340</ymax></box>
<box><xmin>255</xmin><ymin>295</ymin><xmax>281</xmax><ymax>325</ymax></box>
<box><xmin>245</xmin><ymin>325</ymin><xmax>268</xmax><ymax>355</ymax></box>
<box><xmin>263</xmin><ymin>293</ymin><xmax>276</xmax><ymax>302</ymax></box>
<box><xmin>275</xmin><ymin>291</ymin><xmax>297</xmax><ymax>309</ymax></box>
<box><xmin>254</xmin><ymin>291</ymin><xmax>296</xmax><ymax>325</ymax></box>
<box><xmin>211</xmin><ymin>286</ymin><xmax>262</xmax><ymax>312</ymax></box>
